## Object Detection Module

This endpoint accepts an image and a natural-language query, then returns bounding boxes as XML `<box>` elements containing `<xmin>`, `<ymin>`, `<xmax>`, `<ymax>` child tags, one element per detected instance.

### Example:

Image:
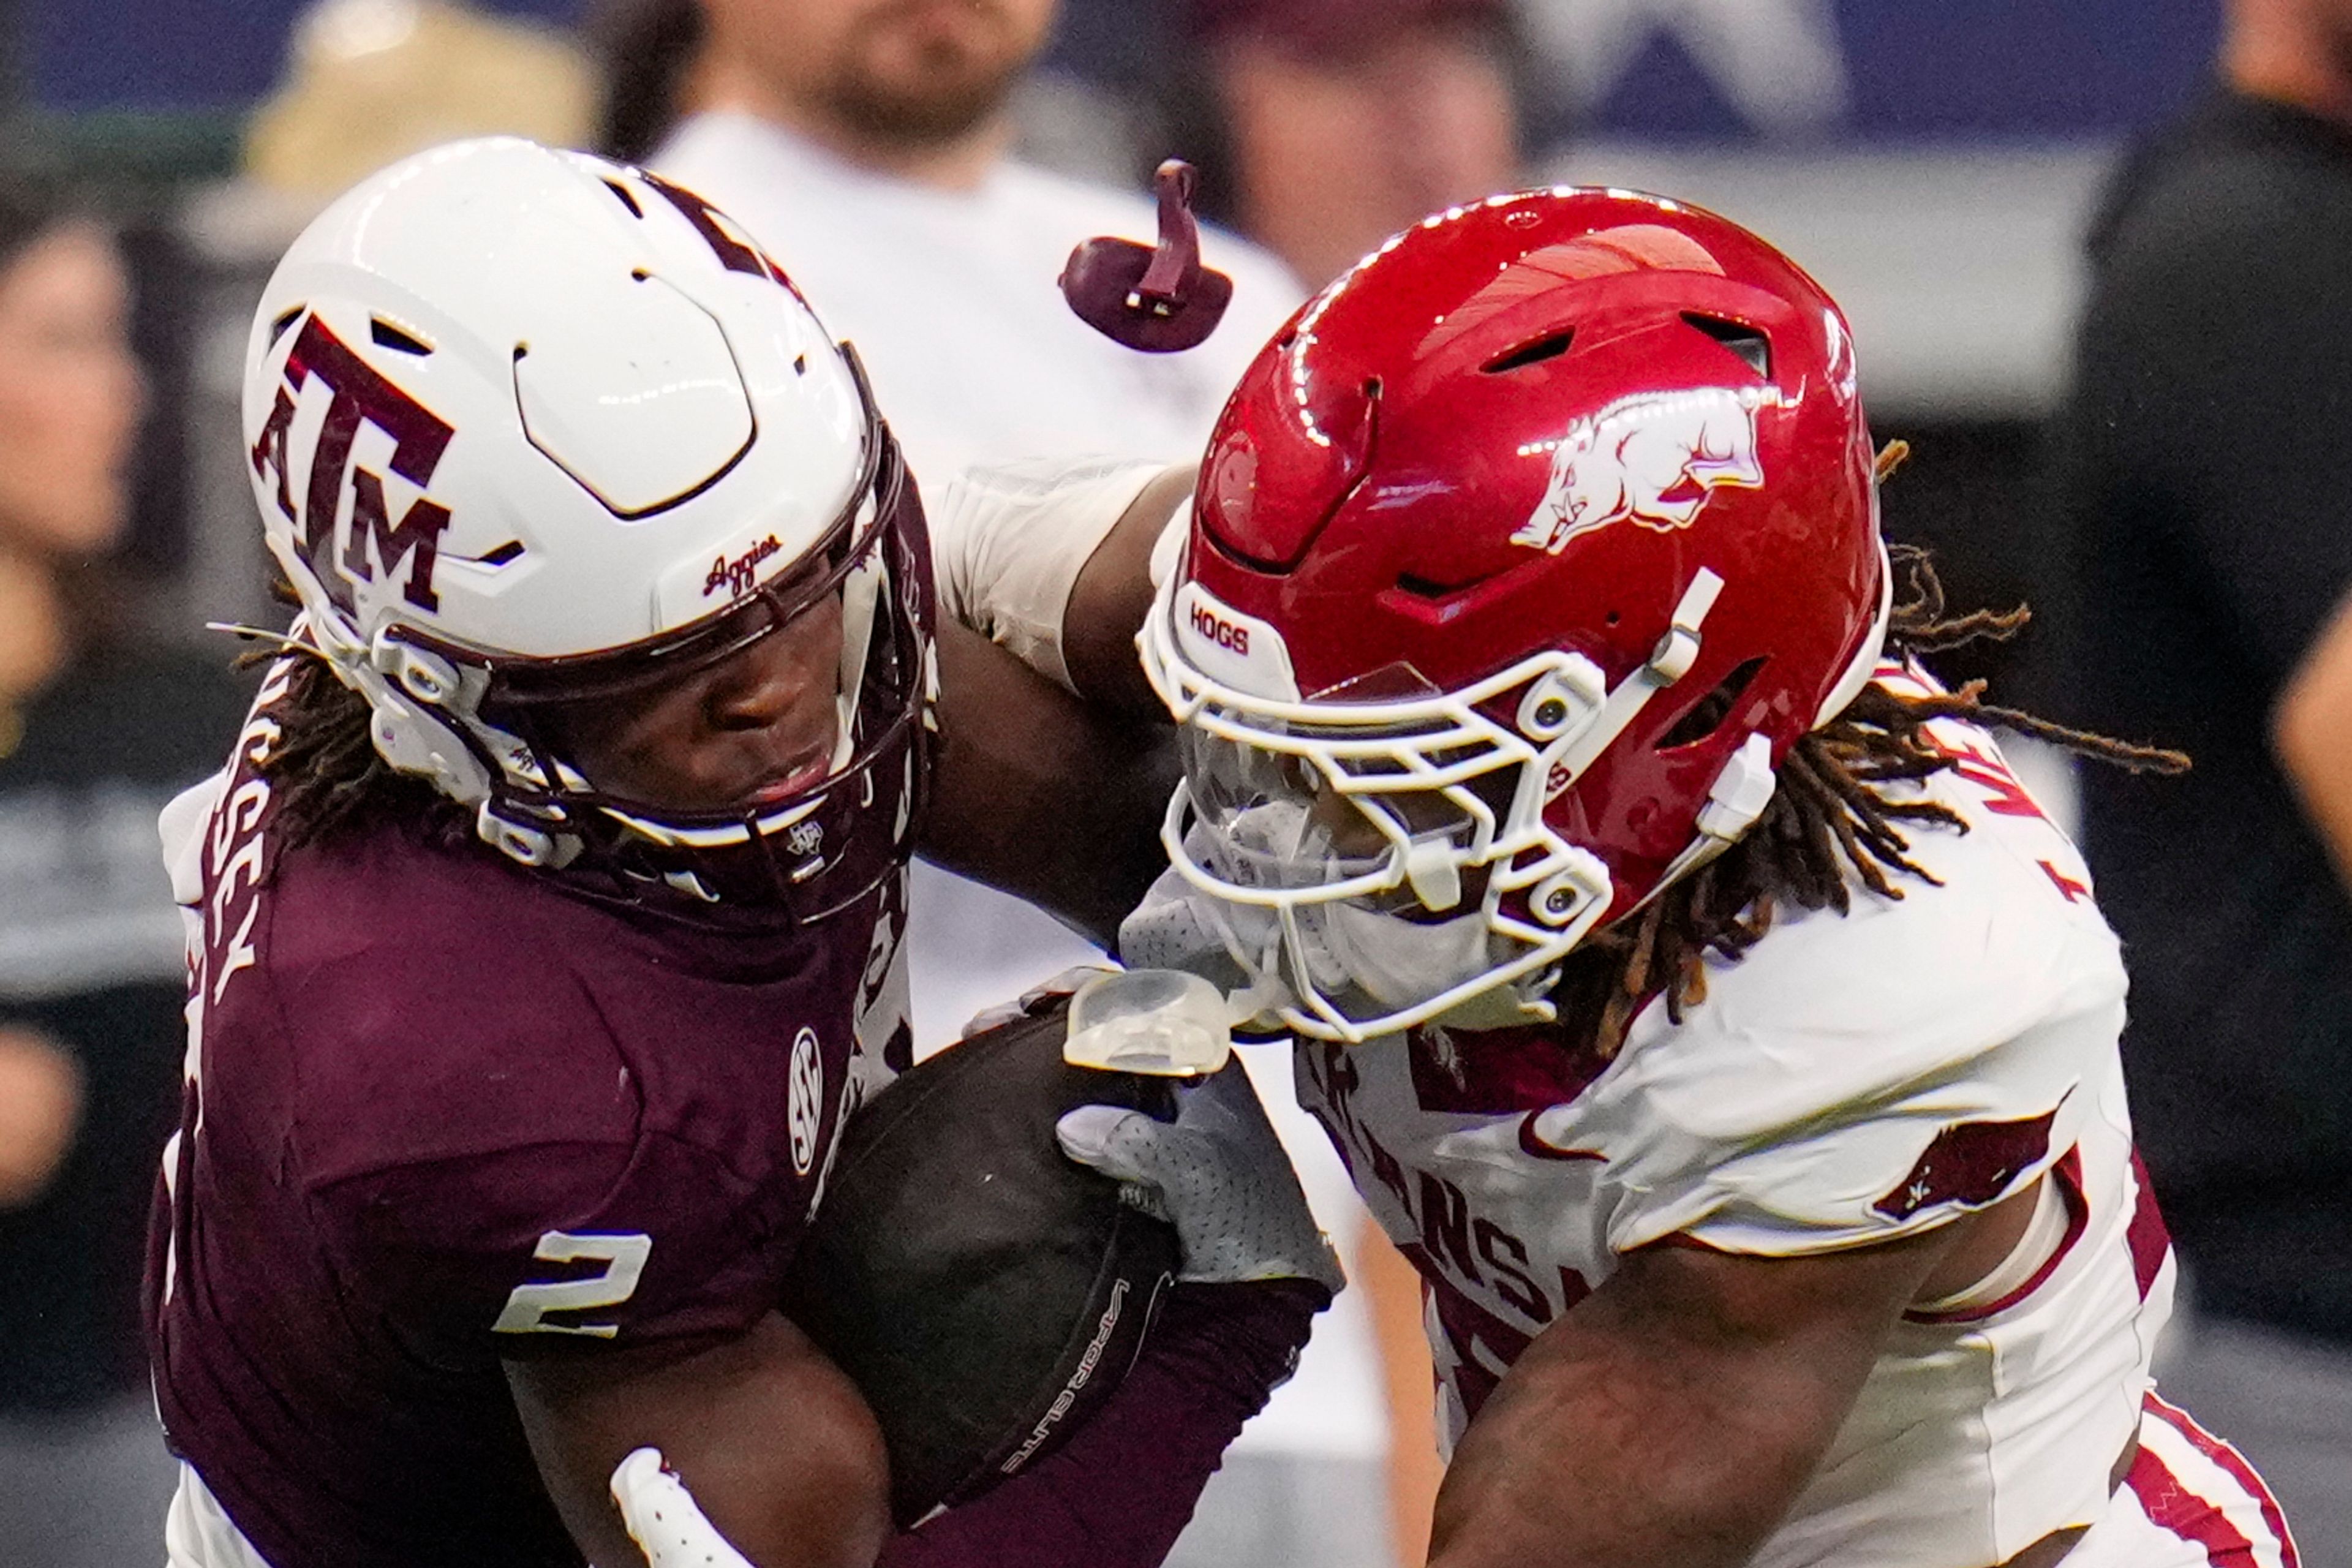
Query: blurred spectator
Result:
<box><xmin>246</xmin><ymin>0</ymin><xmax>593</xmax><ymax>198</ymax></box>
<box><xmin>584</xmin><ymin>4</ymin><xmax>1396</xmax><ymax>1566</ymax></box>
<box><xmin>594</xmin><ymin>0</ymin><xmax>1297</xmax><ymax>491</ymax></box>
<box><xmin>0</xmin><ymin>175</ymin><xmax>250</xmax><ymax>1568</ymax></box>
<box><xmin>1178</xmin><ymin>0</ymin><xmax>1518</xmax><ymax>288</ymax></box>
<box><xmin>2046</xmin><ymin>0</ymin><xmax>2352</xmax><ymax>1558</ymax></box>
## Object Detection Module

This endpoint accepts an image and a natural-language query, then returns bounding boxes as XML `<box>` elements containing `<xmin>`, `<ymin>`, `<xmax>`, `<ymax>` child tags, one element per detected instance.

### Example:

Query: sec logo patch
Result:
<box><xmin>788</xmin><ymin>1027</ymin><xmax>824</xmax><ymax>1176</ymax></box>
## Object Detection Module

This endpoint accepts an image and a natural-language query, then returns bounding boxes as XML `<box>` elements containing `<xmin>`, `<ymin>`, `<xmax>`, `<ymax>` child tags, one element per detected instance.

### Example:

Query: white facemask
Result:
<box><xmin>1125</xmin><ymin>826</ymin><xmax>1548</xmax><ymax>1038</ymax></box>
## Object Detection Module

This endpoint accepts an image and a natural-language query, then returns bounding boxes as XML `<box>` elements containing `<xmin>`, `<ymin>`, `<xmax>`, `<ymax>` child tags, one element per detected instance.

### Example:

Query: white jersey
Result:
<box><xmin>1292</xmin><ymin>676</ymin><xmax>2174</xmax><ymax>1568</ymax></box>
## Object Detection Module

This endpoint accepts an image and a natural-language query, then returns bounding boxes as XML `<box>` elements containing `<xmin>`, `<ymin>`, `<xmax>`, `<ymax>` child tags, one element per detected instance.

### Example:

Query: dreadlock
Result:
<box><xmin>1553</xmin><ymin>441</ymin><xmax>2189</xmax><ymax>1056</ymax></box>
<box><xmin>242</xmin><ymin>641</ymin><xmax>464</xmax><ymax>855</ymax></box>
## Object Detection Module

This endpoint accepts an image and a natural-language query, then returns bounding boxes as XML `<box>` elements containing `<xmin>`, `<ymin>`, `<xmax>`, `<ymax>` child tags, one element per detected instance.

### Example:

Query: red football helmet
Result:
<box><xmin>1138</xmin><ymin>189</ymin><xmax>1890</xmax><ymax>1042</ymax></box>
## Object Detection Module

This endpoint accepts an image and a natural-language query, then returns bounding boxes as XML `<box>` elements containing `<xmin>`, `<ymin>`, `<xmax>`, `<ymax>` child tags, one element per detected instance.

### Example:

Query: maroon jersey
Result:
<box><xmin>148</xmin><ymin>666</ymin><xmax>911</xmax><ymax>1568</ymax></box>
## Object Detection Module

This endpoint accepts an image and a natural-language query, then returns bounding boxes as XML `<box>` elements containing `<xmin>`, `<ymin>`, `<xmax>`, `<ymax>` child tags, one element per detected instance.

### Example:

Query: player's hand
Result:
<box><xmin>1056</xmin><ymin>1061</ymin><xmax>1345</xmax><ymax>1296</ymax></box>
<box><xmin>958</xmin><ymin>965</ymin><xmax>1117</xmax><ymax>1039</ymax></box>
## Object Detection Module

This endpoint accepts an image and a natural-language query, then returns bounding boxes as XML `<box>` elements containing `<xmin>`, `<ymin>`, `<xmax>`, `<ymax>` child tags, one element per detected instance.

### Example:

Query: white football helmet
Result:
<box><xmin>243</xmin><ymin>138</ymin><xmax>933</xmax><ymax>916</ymax></box>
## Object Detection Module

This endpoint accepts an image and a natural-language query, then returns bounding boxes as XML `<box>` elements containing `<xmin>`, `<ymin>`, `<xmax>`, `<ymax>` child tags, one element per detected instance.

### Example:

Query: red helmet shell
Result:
<box><xmin>1183</xmin><ymin>189</ymin><xmax>1882</xmax><ymax>925</ymax></box>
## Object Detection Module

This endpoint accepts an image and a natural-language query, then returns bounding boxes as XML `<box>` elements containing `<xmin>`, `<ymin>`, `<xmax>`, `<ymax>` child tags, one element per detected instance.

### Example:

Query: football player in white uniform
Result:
<box><xmin>940</xmin><ymin>188</ymin><xmax>2302</xmax><ymax>1567</ymax></box>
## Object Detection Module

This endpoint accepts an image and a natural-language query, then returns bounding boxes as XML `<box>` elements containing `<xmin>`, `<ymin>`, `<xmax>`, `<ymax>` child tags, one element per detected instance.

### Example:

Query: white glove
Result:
<box><xmin>1056</xmin><ymin>1061</ymin><xmax>1346</xmax><ymax>1295</ymax></box>
<box><xmin>610</xmin><ymin>1448</ymin><xmax>755</xmax><ymax>1568</ymax></box>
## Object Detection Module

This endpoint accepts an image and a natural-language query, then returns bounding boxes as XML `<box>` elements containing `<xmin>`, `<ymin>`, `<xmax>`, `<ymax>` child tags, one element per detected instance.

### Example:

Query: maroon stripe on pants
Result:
<box><xmin>2125</xmin><ymin>1439</ymin><xmax>2260</xmax><ymax>1565</ymax></box>
<box><xmin>2125</xmin><ymin>1148</ymin><xmax>2172</xmax><ymax>1300</ymax></box>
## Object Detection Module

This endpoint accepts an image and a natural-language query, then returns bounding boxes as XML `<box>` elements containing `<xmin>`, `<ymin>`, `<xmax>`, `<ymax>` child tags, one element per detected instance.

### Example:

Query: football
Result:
<box><xmin>778</xmin><ymin>996</ymin><xmax>1180</xmax><ymax>1528</ymax></box>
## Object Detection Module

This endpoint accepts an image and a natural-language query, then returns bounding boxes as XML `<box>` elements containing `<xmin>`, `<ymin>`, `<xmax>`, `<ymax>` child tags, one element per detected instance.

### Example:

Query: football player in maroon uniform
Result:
<box><xmin>148</xmin><ymin>139</ymin><xmax>1336</xmax><ymax>1568</ymax></box>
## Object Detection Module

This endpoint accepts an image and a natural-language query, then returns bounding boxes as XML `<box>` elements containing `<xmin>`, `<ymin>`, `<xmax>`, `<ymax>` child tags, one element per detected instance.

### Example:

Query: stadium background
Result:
<box><xmin>5</xmin><ymin>0</ymin><xmax>2227</xmax><ymax>699</ymax></box>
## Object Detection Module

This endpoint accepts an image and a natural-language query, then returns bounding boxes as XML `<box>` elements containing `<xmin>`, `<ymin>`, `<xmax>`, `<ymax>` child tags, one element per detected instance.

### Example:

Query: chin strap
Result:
<box><xmin>1637</xmin><ymin>729</ymin><xmax>1779</xmax><ymax>915</ymax></box>
<box><xmin>1548</xmin><ymin>567</ymin><xmax>1726</xmax><ymax>790</ymax></box>
<box><xmin>1635</xmin><ymin>537</ymin><xmax>1897</xmax><ymax>913</ymax></box>
<box><xmin>210</xmin><ymin>614</ymin><xmax>536</xmax><ymax>862</ymax></box>
<box><xmin>1059</xmin><ymin>160</ymin><xmax>1235</xmax><ymax>353</ymax></box>
<box><xmin>204</xmin><ymin>621</ymin><xmax>331</xmax><ymax>662</ymax></box>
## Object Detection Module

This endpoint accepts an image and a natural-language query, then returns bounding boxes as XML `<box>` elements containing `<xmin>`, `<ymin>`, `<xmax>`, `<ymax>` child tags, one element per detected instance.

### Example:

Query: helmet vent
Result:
<box><xmin>1482</xmin><ymin>331</ymin><xmax>1574</xmax><ymax>374</ymax></box>
<box><xmin>601</xmin><ymin>178</ymin><xmax>644</xmax><ymax>219</ymax></box>
<box><xmin>477</xmin><ymin>540</ymin><xmax>526</xmax><ymax>567</ymax></box>
<box><xmin>369</xmin><ymin>317</ymin><xmax>432</xmax><ymax>356</ymax></box>
<box><xmin>268</xmin><ymin>306</ymin><xmax>303</xmax><ymax>345</ymax></box>
<box><xmin>1656</xmin><ymin>656</ymin><xmax>1767</xmax><ymax>750</ymax></box>
<box><xmin>1681</xmin><ymin>313</ymin><xmax>1771</xmax><ymax>379</ymax></box>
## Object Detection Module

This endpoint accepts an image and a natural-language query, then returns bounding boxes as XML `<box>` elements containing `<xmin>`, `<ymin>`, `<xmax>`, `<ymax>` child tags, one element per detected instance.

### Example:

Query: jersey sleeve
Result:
<box><xmin>1578</xmin><ymin>831</ymin><xmax>2128</xmax><ymax>1258</ymax></box>
<box><xmin>929</xmin><ymin>456</ymin><xmax>1179</xmax><ymax>690</ymax></box>
<box><xmin>308</xmin><ymin>1128</ymin><xmax>778</xmax><ymax>1362</ymax></box>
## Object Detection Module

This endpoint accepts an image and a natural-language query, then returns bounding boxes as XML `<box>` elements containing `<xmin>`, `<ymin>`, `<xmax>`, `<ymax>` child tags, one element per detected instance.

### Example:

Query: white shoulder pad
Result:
<box><xmin>160</xmin><ymin>770</ymin><xmax>231</xmax><ymax>909</ymax></box>
<box><xmin>1577</xmin><ymin>788</ymin><xmax>2128</xmax><ymax>1256</ymax></box>
<box><xmin>930</xmin><ymin>456</ymin><xmax>1180</xmax><ymax>690</ymax></box>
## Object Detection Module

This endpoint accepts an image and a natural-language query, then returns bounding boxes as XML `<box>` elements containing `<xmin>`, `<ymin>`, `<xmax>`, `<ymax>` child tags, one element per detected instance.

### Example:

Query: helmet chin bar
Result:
<box><xmin>1142</xmin><ymin>566</ymin><xmax>1731</xmax><ymax>1044</ymax></box>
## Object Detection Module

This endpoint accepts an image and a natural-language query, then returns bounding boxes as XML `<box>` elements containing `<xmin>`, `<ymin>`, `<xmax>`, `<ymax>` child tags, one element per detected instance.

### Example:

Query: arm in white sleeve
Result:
<box><xmin>929</xmin><ymin>458</ymin><xmax>1185</xmax><ymax>692</ymax></box>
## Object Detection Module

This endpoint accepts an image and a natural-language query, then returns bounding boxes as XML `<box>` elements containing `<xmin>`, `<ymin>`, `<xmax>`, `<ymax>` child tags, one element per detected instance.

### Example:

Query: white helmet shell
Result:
<box><xmin>245</xmin><ymin>136</ymin><xmax>865</xmax><ymax>660</ymax></box>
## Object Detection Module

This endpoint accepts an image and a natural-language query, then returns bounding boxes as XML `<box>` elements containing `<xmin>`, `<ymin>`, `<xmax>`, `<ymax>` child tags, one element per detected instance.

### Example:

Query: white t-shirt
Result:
<box><xmin>1284</xmin><ymin>680</ymin><xmax>2171</xmax><ymax>1566</ymax></box>
<box><xmin>654</xmin><ymin>111</ymin><xmax>1298</xmax><ymax>490</ymax></box>
<box><xmin>647</xmin><ymin>116</ymin><xmax>1384</xmax><ymax>1471</ymax></box>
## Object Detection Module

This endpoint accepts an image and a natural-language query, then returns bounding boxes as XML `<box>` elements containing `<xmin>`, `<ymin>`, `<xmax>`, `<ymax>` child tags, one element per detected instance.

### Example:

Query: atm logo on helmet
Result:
<box><xmin>249</xmin><ymin>315</ymin><xmax>455</xmax><ymax>614</ymax></box>
<box><xmin>1510</xmin><ymin>386</ymin><xmax>1775</xmax><ymax>557</ymax></box>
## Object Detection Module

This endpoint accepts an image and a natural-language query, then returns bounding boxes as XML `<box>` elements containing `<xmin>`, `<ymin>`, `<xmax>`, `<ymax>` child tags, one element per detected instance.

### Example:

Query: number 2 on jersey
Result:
<box><xmin>493</xmin><ymin>1231</ymin><xmax>653</xmax><ymax>1338</ymax></box>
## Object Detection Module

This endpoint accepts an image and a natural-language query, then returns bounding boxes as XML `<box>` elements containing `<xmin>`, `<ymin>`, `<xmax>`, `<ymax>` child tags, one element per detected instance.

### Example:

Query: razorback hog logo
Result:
<box><xmin>249</xmin><ymin>315</ymin><xmax>454</xmax><ymax>614</ymax></box>
<box><xmin>1188</xmin><ymin>601</ymin><xmax>1250</xmax><ymax>657</ymax></box>
<box><xmin>1510</xmin><ymin>386</ymin><xmax>1773</xmax><ymax>556</ymax></box>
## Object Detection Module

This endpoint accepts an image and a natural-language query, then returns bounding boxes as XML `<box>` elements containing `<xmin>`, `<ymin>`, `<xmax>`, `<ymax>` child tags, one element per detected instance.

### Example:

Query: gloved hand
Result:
<box><xmin>1055</xmin><ymin>1061</ymin><xmax>1345</xmax><ymax>1295</ymax></box>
